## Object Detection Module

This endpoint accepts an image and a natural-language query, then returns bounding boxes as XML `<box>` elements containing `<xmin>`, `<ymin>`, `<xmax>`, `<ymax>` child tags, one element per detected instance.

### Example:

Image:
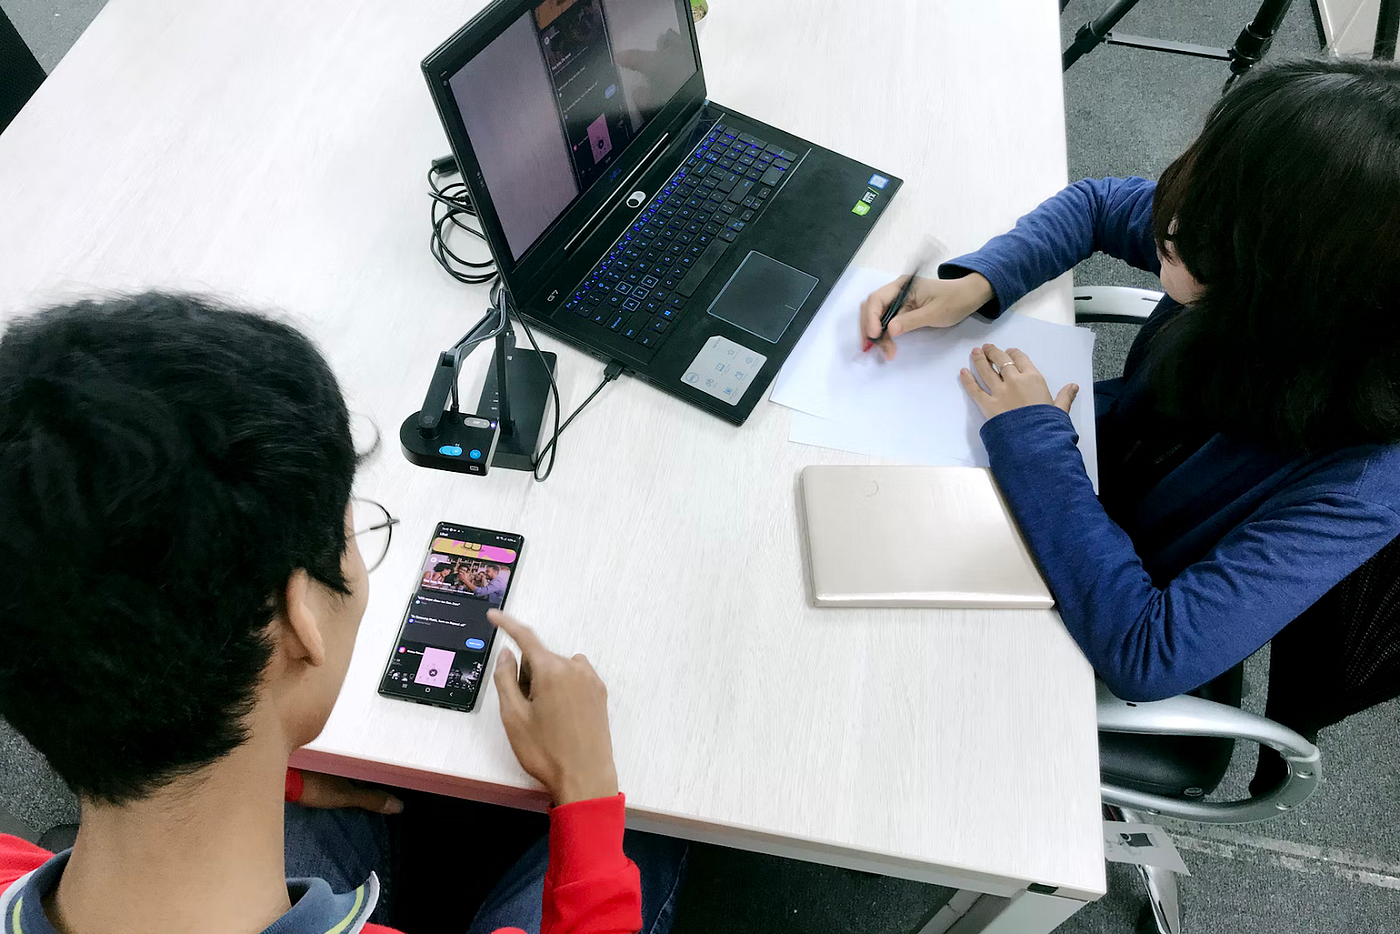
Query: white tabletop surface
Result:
<box><xmin>0</xmin><ymin>0</ymin><xmax>1103</xmax><ymax>901</ymax></box>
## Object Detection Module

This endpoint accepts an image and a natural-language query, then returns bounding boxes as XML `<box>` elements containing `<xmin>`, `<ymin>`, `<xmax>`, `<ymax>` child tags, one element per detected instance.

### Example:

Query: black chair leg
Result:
<box><xmin>1378</xmin><ymin>0</ymin><xmax>1400</xmax><ymax>59</ymax></box>
<box><xmin>1225</xmin><ymin>0</ymin><xmax>1296</xmax><ymax>85</ymax></box>
<box><xmin>1063</xmin><ymin>0</ymin><xmax>1145</xmax><ymax>71</ymax></box>
<box><xmin>1</xmin><ymin>7</ymin><xmax>46</xmax><ymax>133</ymax></box>
<box><xmin>1063</xmin><ymin>0</ymin><xmax>1299</xmax><ymax>86</ymax></box>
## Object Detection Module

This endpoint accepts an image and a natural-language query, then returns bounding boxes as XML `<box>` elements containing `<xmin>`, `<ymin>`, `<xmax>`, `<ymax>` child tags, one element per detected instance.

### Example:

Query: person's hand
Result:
<box><xmin>959</xmin><ymin>344</ymin><xmax>1078</xmax><ymax>419</ymax></box>
<box><xmin>490</xmin><ymin>610</ymin><xmax>620</xmax><ymax>807</ymax></box>
<box><xmin>860</xmin><ymin>272</ymin><xmax>994</xmax><ymax>360</ymax></box>
<box><xmin>297</xmin><ymin>771</ymin><xmax>404</xmax><ymax>815</ymax></box>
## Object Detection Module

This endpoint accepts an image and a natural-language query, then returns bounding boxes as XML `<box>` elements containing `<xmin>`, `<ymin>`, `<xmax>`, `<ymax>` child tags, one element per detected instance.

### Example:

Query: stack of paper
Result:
<box><xmin>771</xmin><ymin>267</ymin><xmax>1099</xmax><ymax>490</ymax></box>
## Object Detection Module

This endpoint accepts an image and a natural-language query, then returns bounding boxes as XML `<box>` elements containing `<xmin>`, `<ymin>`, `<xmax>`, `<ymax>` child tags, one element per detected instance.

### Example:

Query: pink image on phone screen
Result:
<box><xmin>414</xmin><ymin>646</ymin><xmax>454</xmax><ymax>687</ymax></box>
<box><xmin>587</xmin><ymin>114</ymin><xmax>612</xmax><ymax>164</ymax></box>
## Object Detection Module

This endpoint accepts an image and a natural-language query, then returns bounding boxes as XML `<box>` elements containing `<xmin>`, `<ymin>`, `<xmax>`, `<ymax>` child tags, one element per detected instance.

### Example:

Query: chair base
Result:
<box><xmin>1111</xmin><ymin>806</ymin><xmax>1183</xmax><ymax>934</ymax></box>
<box><xmin>1135</xmin><ymin>862</ymin><xmax>1182</xmax><ymax>934</ymax></box>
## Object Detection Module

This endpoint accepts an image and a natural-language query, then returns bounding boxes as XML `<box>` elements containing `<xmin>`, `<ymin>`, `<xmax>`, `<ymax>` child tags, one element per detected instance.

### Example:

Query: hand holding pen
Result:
<box><xmin>860</xmin><ymin>263</ymin><xmax>995</xmax><ymax>361</ymax></box>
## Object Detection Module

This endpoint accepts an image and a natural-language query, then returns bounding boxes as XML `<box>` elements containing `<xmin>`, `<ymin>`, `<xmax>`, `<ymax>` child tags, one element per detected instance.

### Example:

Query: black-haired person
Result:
<box><xmin>0</xmin><ymin>293</ymin><xmax>686</xmax><ymax>934</ymax></box>
<box><xmin>859</xmin><ymin>59</ymin><xmax>1400</xmax><ymax>702</ymax></box>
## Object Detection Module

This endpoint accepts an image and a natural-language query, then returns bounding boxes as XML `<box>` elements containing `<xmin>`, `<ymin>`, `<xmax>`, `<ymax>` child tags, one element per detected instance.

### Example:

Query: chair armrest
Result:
<box><xmin>1097</xmin><ymin>682</ymin><xmax>1322</xmax><ymax>824</ymax></box>
<box><xmin>1074</xmin><ymin>286</ymin><xmax>1164</xmax><ymax>324</ymax></box>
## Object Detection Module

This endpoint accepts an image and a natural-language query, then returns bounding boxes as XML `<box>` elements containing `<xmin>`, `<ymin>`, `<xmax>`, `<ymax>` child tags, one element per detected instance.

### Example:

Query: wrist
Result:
<box><xmin>553</xmin><ymin>764</ymin><xmax>620</xmax><ymax>807</ymax></box>
<box><xmin>956</xmin><ymin>272</ymin><xmax>994</xmax><ymax>312</ymax></box>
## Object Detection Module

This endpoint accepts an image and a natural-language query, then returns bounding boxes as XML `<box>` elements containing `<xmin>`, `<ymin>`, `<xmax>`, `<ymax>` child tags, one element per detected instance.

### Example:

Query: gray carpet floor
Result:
<box><xmin>4</xmin><ymin>1</ymin><xmax>1397</xmax><ymax>931</ymax></box>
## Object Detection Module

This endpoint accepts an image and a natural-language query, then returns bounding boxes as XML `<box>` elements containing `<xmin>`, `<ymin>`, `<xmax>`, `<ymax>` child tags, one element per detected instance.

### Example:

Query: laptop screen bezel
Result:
<box><xmin>421</xmin><ymin>0</ymin><xmax>706</xmax><ymax>306</ymax></box>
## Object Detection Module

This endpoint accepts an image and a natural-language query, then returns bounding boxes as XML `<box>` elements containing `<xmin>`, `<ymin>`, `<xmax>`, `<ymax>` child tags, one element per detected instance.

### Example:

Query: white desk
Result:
<box><xmin>0</xmin><ymin>1</ymin><xmax>1103</xmax><ymax>930</ymax></box>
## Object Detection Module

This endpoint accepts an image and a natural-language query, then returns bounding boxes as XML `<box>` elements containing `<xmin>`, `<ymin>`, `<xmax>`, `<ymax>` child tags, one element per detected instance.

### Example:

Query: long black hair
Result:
<box><xmin>1148</xmin><ymin>58</ymin><xmax>1400</xmax><ymax>452</ymax></box>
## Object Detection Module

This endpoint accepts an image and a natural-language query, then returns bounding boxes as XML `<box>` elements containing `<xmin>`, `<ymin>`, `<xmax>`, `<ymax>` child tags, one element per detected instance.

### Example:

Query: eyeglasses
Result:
<box><xmin>351</xmin><ymin>497</ymin><xmax>400</xmax><ymax>573</ymax></box>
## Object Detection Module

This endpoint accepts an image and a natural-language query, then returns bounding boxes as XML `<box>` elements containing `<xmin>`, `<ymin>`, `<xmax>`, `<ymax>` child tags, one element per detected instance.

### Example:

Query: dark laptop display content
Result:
<box><xmin>423</xmin><ymin>0</ymin><xmax>901</xmax><ymax>424</ymax></box>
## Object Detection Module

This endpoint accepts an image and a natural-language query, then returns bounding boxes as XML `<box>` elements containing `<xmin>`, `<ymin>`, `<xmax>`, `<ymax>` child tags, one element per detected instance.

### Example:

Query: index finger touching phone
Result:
<box><xmin>488</xmin><ymin>610</ymin><xmax>545</xmax><ymax>660</ymax></box>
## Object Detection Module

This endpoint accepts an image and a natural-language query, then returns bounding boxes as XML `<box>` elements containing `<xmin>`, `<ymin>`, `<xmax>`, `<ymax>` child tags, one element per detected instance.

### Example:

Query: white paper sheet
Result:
<box><xmin>1102</xmin><ymin>822</ymin><xmax>1191</xmax><ymax>875</ymax></box>
<box><xmin>772</xmin><ymin>266</ymin><xmax>1099</xmax><ymax>490</ymax></box>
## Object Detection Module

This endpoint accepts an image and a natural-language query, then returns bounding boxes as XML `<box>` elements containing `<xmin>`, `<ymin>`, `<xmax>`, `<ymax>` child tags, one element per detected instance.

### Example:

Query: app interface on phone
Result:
<box><xmin>379</xmin><ymin>525</ymin><xmax>521</xmax><ymax>710</ymax></box>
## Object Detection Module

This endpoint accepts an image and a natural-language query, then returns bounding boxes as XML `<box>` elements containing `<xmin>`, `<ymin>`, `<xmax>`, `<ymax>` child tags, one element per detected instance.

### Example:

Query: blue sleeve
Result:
<box><xmin>940</xmin><ymin>177</ymin><xmax>1162</xmax><ymax>319</ymax></box>
<box><xmin>980</xmin><ymin>406</ymin><xmax>1400</xmax><ymax>701</ymax></box>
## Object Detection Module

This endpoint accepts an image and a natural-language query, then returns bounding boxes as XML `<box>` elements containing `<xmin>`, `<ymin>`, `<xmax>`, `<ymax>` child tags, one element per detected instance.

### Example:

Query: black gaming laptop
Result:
<box><xmin>422</xmin><ymin>0</ymin><xmax>901</xmax><ymax>425</ymax></box>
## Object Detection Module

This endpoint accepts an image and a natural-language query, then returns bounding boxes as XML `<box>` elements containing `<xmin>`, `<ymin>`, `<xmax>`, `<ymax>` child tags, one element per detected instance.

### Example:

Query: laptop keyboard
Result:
<box><xmin>561</xmin><ymin>122</ymin><xmax>798</xmax><ymax>351</ymax></box>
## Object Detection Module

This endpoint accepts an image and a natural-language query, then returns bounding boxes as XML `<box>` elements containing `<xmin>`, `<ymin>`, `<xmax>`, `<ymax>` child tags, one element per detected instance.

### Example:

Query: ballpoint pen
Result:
<box><xmin>863</xmin><ymin>256</ymin><xmax>928</xmax><ymax>352</ymax></box>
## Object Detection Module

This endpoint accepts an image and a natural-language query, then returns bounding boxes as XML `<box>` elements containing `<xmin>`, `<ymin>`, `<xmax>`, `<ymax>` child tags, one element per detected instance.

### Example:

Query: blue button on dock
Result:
<box><xmin>438</xmin><ymin>445</ymin><xmax>462</xmax><ymax>456</ymax></box>
<box><xmin>469</xmin><ymin>449</ymin><xmax>482</xmax><ymax>460</ymax></box>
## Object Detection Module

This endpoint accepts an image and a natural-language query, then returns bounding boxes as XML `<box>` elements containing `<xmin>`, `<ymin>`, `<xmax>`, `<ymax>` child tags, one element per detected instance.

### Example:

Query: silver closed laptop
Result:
<box><xmin>800</xmin><ymin>465</ymin><xmax>1054</xmax><ymax>609</ymax></box>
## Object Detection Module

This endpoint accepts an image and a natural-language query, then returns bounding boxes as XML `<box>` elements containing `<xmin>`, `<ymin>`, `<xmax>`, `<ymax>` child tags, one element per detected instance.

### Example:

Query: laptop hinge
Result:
<box><xmin>564</xmin><ymin>131</ymin><xmax>672</xmax><ymax>255</ymax></box>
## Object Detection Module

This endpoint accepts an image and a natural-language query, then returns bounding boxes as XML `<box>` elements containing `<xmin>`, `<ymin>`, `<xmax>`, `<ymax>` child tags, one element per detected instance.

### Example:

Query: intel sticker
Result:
<box><xmin>869</xmin><ymin>174</ymin><xmax>889</xmax><ymax>189</ymax></box>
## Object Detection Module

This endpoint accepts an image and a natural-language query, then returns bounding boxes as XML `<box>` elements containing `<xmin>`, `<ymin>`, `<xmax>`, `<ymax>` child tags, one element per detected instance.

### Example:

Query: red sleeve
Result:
<box><xmin>285</xmin><ymin>767</ymin><xmax>304</xmax><ymax>803</ymax></box>
<box><xmin>0</xmin><ymin>834</ymin><xmax>53</xmax><ymax>892</ymax></box>
<box><xmin>539</xmin><ymin>794</ymin><xmax>641</xmax><ymax>934</ymax></box>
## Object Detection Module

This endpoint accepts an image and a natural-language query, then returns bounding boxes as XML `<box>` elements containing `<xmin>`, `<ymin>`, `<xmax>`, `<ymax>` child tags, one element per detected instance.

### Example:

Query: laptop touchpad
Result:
<box><xmin>705</xmin><ymin>251</ymin><xmax>819</xmax><ymax>343</ymax></box>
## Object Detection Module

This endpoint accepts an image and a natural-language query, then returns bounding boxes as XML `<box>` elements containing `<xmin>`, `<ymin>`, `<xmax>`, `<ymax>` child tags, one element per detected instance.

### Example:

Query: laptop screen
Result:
<box><xmin>447</xmin><ymin>0</ymin><xmax>698</xmax><ymax>261</ymax></box>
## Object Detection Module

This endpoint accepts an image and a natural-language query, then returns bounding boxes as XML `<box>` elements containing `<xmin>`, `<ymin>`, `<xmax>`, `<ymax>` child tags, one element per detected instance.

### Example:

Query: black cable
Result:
<box><xmin>430</xmin><ymin>159</ymin><xmax>625</xmax><ymax>481</ymax></box>
<box><xmin>516</xmin><ymin>312</ymin><xmax>562</xmax><ymax>483</ymax></box>
<box><xmin>506</xmin><ymin>288</ymin><xmax>624</xmax><ymax>483</ymax></box>
<box><xmin>428</xmin><ymin>162</ymin><xmax>498</xmax><ymax>285</ymax></box>
<box><xmin>534</xmin><ymin>358</ymin><xmax>626</xmax><ymax>472</ymax></box>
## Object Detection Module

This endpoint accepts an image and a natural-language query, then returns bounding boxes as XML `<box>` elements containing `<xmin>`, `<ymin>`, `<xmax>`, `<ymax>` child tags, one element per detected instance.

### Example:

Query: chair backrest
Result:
<box><xmin>1265</xmin><ymin>534</ymin><xmax>1400</xmax><ymax>738</ymax></box>
<box><xmin>1</xmin><ymin>9</ymin><xmax>45</xmax><ymax>134</ymax></box>
<box><xmin>1101</xmin><ymin>536</ymin><xmax>1400</xmax><ymax>803</ymax></box>
<box><xmin>1250</xmin><ymin>535</ymin><xmax>1400</xmax><ymax>794</ymax></box>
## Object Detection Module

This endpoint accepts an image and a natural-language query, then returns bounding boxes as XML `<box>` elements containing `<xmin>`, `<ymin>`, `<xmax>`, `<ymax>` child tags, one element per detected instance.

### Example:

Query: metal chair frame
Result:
<box><xmin>1078</xmin><ymin>285</ymin><xmax>1328</xmax><ymax>934</ymax></box>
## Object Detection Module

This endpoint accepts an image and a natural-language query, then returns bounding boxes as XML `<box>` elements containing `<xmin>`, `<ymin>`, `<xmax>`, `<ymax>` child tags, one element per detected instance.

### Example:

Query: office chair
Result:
<box><xmin>1077</xmin><ymin>286</ymin><xmax>1400</xmax><ymax>934</ymax></box>
<box><xmin>1061</xmin><ymin>0</ymin><xmax>1298</xmax><ymax>86</ymax></box>
<box><xmin>1</xmin><ymin>8</ymin><xmax>45</xmax><ymax>134</ymax></box>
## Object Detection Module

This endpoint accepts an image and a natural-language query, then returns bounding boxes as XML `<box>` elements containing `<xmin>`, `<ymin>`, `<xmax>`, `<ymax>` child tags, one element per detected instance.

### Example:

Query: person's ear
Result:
<box><xmin>281</xmin><ymin>569</ymin><xmax>327</xmax><ymax>667</ymax></box>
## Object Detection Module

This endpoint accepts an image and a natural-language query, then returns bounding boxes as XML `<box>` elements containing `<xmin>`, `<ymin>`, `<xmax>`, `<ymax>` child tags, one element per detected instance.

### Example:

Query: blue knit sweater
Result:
<box><xmin>942</xmin><ymin>177</ymin><xmax>1400</xmax><ymax>701</ymax></box>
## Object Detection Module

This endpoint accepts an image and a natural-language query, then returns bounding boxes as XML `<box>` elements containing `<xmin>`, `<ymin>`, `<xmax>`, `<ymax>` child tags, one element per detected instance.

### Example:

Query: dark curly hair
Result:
<box><xmin>0</xmin><ymin>293</ymin><xmax>357</xmax><ymax>804</ymax></box>
<box><xmin>1148</xmin><ymin>58</ymin><xmax>1400</xmax><ymax>451</ymax></box>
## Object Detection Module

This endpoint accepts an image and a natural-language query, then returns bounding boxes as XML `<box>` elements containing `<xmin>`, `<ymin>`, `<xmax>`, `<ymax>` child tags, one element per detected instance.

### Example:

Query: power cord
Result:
<box><xmin>427</xmin><ymin>158</ymin><xmax>498</xmax><ymax>286</ymax></box>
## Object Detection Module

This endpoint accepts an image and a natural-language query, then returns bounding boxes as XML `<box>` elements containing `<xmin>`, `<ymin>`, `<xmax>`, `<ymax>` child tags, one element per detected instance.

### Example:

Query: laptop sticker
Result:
<box><xmin>682</xmin><ymin>336</ymin><xmax>768</xmax><ymax>406</ymax></box>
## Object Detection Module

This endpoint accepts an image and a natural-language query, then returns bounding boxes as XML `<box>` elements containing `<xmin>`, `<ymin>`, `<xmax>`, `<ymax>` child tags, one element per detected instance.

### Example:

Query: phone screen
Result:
<box><xmin>377</xmin><ymin>522</ymin><xmax>523</xmax><ymax>712</ymax></box>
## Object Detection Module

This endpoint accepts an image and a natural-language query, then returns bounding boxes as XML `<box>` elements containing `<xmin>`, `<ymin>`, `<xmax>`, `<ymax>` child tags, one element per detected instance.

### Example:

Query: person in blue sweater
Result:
<box><xmin>859</xmin><ymin>58</ymin><xmax>1400</xmax><ymax>702</ymax></box>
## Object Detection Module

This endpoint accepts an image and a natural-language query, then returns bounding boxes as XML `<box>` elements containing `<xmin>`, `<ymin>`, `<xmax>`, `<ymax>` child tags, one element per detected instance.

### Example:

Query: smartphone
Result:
<box><xmin>377</xmin><ymin>522</ymin><xmax>523</xmax><ymax>713</ymax></box>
